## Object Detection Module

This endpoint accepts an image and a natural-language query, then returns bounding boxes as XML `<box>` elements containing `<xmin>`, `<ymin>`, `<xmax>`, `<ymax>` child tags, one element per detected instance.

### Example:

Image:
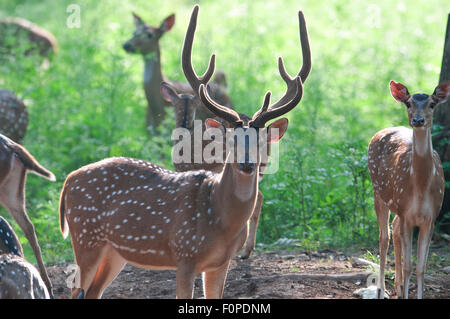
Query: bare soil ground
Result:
<box><xmin>48</xmin><ymin>244</ymin><xmax>450</xmax><ymax>299</ymax></box>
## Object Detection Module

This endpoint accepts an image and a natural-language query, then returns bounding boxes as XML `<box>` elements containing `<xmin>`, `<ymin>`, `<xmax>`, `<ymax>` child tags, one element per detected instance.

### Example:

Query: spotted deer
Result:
<box><xmin>368</xmin><ymin>81</ymin><xmax>449</xmax><ymax>299</ymax></box>
<box><xmin>0</xmin><ymin>89</ymin><xmax>28</xmax><ymax>143</ymax></box>
<box><xmin>159</xmin><ymin>8</ymin><xmax>311</xmax><ymax>259</ymax></box>
<box><xmin>0</xmin><ymin>17</ymin><xmax>58</xmax><ymax>69</ymax></box>
<box><xmin>122</xmin><ymin>12</ymin><xmax>232</xmax><ymax>131</ymax></box>
<box><xmin>161</xmin><ymin>81</ymin><xmax>264</xmax><ymax>261</ymax></box>
<box><xmin>0</xmin><ymin>216</ymin><xmax>49</xmax><ymax>299</ymax></box>
<box><xmin>0</xmin><ymin>17</ymin><xmax>57</xmax><ymax>58</ymax></box>
<box><xmin>0</xmin><ymin>134</ymin><xmax>56</xmax><ymax>297</ymax></box>
<box><xmin>59</xmin><ymin>5</ymin><xmax>304</xmax><ymax>299</ymax></box>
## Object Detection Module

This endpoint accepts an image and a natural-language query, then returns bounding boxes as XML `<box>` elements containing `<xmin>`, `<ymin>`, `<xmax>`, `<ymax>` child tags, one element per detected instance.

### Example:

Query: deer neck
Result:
<box><xmin>212</xmin><ymin>161</ymin><xmax>259</xmax><ymax>236</ymax></box>
<box><xmin>143</xmin><ymin>49</ymin><xmax>164</xmax><ymax>105</ymax></box>
<box><xmin>411</xmin><ymin>127</ymin><xmax>434</xmax><ymax>188</ymax></box>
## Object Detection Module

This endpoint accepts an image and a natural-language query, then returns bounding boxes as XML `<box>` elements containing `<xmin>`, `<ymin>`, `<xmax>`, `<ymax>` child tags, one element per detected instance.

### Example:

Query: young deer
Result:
<box><xmin>368</xmin><ymin>81</ymin><xmax>449</xmax><ymax>299</ymax></box>
<box><xmin>0</xmin><ymin>216</ymin><xmax>49</xmax><ymax>299</ymax></box>
<box><xmin>122</xmin><ymin>12</ymin><xmax>232</xmax><ymax>131</ymax></box>
<box><xmin>158</xmin><ymin>8</ymin><xmax>311</xmax><ymax>259</ymax></box>
<box><xmin>0</xmin><ymin>134</ymin><xmax>56</xmax><ymax>297</ymax></box>
<box><xmin>0</xmin><ymin>89</ymin><xmax>28</xmax><ymax>143</ymax></box>
<box><xmin>59</xmin><ymin>5</ymin><xmax>304</xmax><ymax>299</ymax></box>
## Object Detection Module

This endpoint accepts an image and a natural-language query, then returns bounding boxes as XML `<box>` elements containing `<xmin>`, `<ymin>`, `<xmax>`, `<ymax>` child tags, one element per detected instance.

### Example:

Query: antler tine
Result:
<box><xmin>268</xmin><ymin>10</ymin><xmax>311</xmax><ymax>110</ymax></box>
<box><xmin>182</xmin><ymin>5</ymin><xmax>216</xmax><ymax>95</ymax></box>
<box><xmin>250</xmin><ymin>77</ymin><xmax>303</xmax><ymax>128</ymax></box>
<box><xmin>251</xmin><ymin>91</ymin><xmax>272</xmax><ymax>122</ymax></box>
<box><xmin>199</xmin><ymin>84</ymin><xmax>242</xmax><ymax>125</ymax></box>
<box><xmin>298</xmin><ymin>11</ymin><xmax>311</xmax><ymax>82</ymax></box>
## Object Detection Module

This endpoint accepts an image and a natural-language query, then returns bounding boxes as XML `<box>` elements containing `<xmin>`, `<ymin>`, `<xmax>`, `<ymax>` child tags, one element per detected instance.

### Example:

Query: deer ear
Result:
<box><xmin>204</xmin><ymin>118</ymin><xmax>225</xmax><ymax>139</ymax></box>
<box><xmin>205</xmin><ymin>118</ymin><xmax>223</xmax><ymax>130</ymax></box>
<box><xmin>160</xmin><ymin>14</ymin><xmax>175</xmax><ymax>33</ymax></box>
<box><xmin>432</xmin><ymin>81</ymin><xmax>450</xmax><ymax>104</ymax></box>
<box><xmin>267</xmin><ymin>118</ymin><xmax>289</xmax><ymax>143</ymax></box>
<box><xmin>132</xmin><ymin>12</ymin><xmax>145</xmax><ymax>27</ymax></box>
<box><xmin>390</xmin><ymin>81</ymin><xmax>410</xmax><ymax>103</ymax></box>
<box><xmin>160</xmin><ymin>82</ymin><xmax>179</xmax><ymax>104</ymax></box>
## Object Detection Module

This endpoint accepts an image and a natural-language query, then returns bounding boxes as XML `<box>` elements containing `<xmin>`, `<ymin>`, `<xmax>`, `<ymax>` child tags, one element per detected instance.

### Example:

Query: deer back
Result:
<box><xmin>60</xmin><ymin>157</ymin><xmax>227</xmax><ymax>267</ymax></box>
<box><xmin>0</xmin><ymin>90</ymin><xmax>28</xmax><ymax>143</ymax></box>
<box><xmin>0</xmin><ymin>17</ymin><xmax>57</xmax><ymax>58</ymax></box>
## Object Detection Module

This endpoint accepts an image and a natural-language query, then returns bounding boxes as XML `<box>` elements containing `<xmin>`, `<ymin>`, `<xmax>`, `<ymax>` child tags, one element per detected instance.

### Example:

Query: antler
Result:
<box><xmin>199</xmin><ymin>77</ymin><xmax>303</xmax><ymax>128</ymax></box>
<box><xmin>199</xmin><ymin>84</ymin><xmax>242</xmax><ymax>125</ymax></box>
<box><xmin>268</xmin><ymin>11</ymin><xmax>311</xmax><ymax>109</ymax></box>
<box><xmin>182</xmin><ymin>5</ymin><xmax>216</xmax><ymax>97</ymax></box>
<box><xmin>185</xmin><ymin>6</ymin><xmax>306</xmax><ymax>128</ymax></box>
<box><xmin>250</xmin><ymin>77</ymin><xmax>303</xmax><ymax>128</ymax></box>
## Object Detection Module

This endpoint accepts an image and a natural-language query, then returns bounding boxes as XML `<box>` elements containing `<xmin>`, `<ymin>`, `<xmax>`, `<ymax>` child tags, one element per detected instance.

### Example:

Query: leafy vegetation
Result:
<box><xmin>0</xmin><ymin>0</ymin><xmax>448</xmax><ymax>264</ymax></box>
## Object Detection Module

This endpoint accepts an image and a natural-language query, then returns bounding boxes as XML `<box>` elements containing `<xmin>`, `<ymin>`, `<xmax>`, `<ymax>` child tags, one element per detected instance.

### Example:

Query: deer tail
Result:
<box><xmin>9</xmin><ymin>143</ymin><xmax>56</xmax><ymax>181</ymax></box>
<box><xmin>59</xmin><ymin>184</ymin><xmax>69</xmax><ymax>239</ymax></box>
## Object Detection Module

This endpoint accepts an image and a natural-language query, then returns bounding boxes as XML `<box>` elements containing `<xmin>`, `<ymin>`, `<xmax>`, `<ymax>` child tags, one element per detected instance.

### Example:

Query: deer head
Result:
<box><xmin>390</xmin><ymin>80</ymin><xmax>450</xmax><ymax>129</ymax></box>
<box><xmin>181</xmin><ymin>5</ymin><xmax>305</xmax><ymax>175</ymax></box>
<box><xmin>160</xmin><ymin>81</ymin><xmax>200</xmax><ymax>130</ymax></box>
<box><xmin>122</xmin><ymin>12</ymin><xmax>175</xmax><ymax>57</ymax></box>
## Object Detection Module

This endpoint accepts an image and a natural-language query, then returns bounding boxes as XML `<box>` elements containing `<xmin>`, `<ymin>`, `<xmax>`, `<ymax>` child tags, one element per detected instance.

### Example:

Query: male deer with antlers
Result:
<box><xmin>159</xmin><ymin>9</ymin><xmax>310</xmax><ymax>258</ymax></box>
<box><xmin>60</xmin><ymin>5</ymin><xmax>305</xmax><ymax>298</ymax></box>
<box><xmin>160</xmin><ymin>81</ymin><xmax>265</xmax><ymax>259</ymax></box>
<box><xmin>122</xmin><ymin>12</ymin><xmax>232</xmax><ymax>131</ymax></box>
<box><xmin>368</xmin><ymin>81</ymin><xmax>449</xmax><ymax>299</ymax></box>
<box><xmin>0</xmin><ymin>134</ymin><xmax>55</xmax><ymax>297</ymax></box>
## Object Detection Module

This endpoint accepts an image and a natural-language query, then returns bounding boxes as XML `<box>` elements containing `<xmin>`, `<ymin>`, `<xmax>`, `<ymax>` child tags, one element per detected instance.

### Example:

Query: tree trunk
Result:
<box><xmin>434</xmin><ymin>13</ymin><xmax>450</xmax><ymax>233</ymax></box>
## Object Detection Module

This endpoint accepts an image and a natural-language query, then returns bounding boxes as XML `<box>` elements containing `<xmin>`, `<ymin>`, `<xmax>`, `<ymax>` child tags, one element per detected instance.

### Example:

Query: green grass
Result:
<box><xmin>0</xmin><ymin>0</ymin><xmax>448</xmax><ymax>264</ymax></box>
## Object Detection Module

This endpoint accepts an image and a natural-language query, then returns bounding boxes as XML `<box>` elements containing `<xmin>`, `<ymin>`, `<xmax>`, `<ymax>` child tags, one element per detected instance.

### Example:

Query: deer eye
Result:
<box><xmin>147</xmin><ymin>33</ymin><xmax>153</xmax><ymax>38</ymax></box>
<box><xmin>405</xmin><ymin>101</ymin><xmax>411</xmax><ymax>108</ymax></box>
<box><xmin>429</xmin><ymin>102</ymin><xmax>436</xmax><ymax>109</ymax></box>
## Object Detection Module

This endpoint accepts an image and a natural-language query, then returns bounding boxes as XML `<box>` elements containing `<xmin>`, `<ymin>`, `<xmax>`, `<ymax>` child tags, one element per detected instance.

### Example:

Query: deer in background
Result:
<box><xmin>0</xmin><ymin>134</ymin><xmax>56</xmax><ymax>297</ymax></box>
<box><xmin>368</xmin><ymin>81</ymin><xmax>449</xmax><ymax>299</ymax></box>
<box><xmin>0</xmin><ymin>17</ymin><xmax>58</xmax><ymax>69</ymax></box>
<box><xmin>0</xmin><ymin>89</ymin><xmax>28</xmax><ymax>143</ymax></box>
<box><xmin>159</xmin><ymin>8</ymin><xmax>311</xmax><ymax>259</ymax></box>
<box><xmin>0</xmin><ymin>216</ymin><xmax>49</xmax><ymax>299</ymax></box>
<box><xmin>59</xmin><ymin>5</ymin><xmax>304</xmax><ymax>298</ymax></box>
<box><xmin>0</xmin><ymin>17</ymin><xmax>57</xmax><ymax>57</ymax></box>
<box><xmin>122</xmin><ymin>12</ymin><xmax>232</xmax><ymax>131</ymax></box>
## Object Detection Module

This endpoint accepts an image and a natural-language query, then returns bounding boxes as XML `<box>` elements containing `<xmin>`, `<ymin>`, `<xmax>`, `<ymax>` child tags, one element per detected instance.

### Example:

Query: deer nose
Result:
<box><xmin>122</xmin><ymin>42</ymin><xmax>133</xmax><ymax>52</ymax></box>
<box><xmin>238</xmin><ymin>162</ymin><xmax>256</xmax><ymax>173</ymax></box>
<box><xmin>412</xmin><ymin>117</ymin><xmax>425</xmax><ymax>127</ymax></box>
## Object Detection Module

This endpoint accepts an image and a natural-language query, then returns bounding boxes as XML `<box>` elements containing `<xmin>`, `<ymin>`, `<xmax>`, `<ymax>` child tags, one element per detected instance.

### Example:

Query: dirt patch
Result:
<box><xmin>47</xmin><ymin>245</ymin><xmax>450</xmax><ymax>299</ymax></box>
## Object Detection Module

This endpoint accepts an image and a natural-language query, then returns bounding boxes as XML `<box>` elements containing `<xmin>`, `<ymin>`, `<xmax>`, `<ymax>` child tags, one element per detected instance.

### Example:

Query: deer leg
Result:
<box><xmin>240</xmin><ymin>191</ymin><xmax>263</xmax><ymax>259</ymax></box>
<box><xmin>0</xmin><ymin>162</ymin><xmax>53</xmax><ymax>297</ymax></box>
<box><xmin>202</xmin><ymin>260</ymin><xmax>231</xmax><ymax>299</ymax></box>
<box><xmin>85</xmin><ymin>248</ymin><xmax>126</xmax><ymax>299</ymax></box>
<box><xmin>71</xmin><ymin>244</ymin><xmax>108</xmax><ymax>299</ymax></box>
<box><xmin>176</xmin><ymin>263</ymin><xmax>196</xmax><ymax>299</ymax></box>
<box><xmin>374</xmin><ymin>196</ymin><xmax>390</xmax><ymax>299</ymax></box>
<box><xmin>146</xmin><ymin>103</ymin><xmax>166</xmax><ymax>133</ymax></box>
<box><xmin>392</xmin><ymin>215</ymin><xmax>403</xmax><ymax>298</ymax></box>
<box><xmin>416</xmin><ymin>220</ymin><xmax>434</xmax><ymax>299</ymax></box>
<box><xmin>400</xmin><ymin>219</ymin><xmax>413</xmax><ymax>299</ymax></box>
<box><xmin>11</xmin><ymin>209</ymin><xmax>53</xmax><ymax>297</ymax></box>
<box><xmin>146</xmin><ymin>106</ymin><xmax>158</xmax><ymax>134</ymax></box>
